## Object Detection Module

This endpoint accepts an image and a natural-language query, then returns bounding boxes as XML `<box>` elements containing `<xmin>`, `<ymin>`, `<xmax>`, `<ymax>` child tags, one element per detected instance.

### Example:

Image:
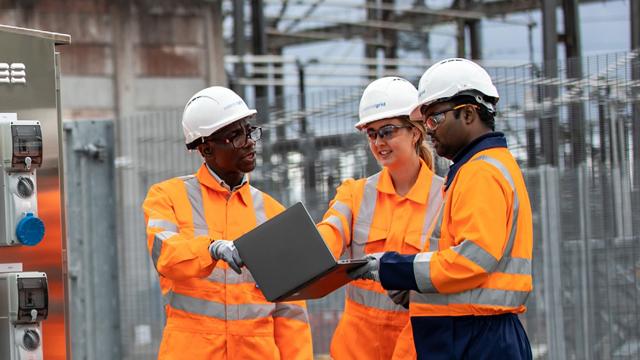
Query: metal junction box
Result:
<box><xmin>0</xmin><ymin>25</ymin><xmax>71</xmax><ymax>360</ymax></box>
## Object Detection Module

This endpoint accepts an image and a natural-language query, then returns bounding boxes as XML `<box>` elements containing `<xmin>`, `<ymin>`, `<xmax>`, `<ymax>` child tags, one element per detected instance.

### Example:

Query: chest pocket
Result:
<box><xmin>351</xmin><ymin>224</ymin><xmax>388</xmax><ymax>258</ymax></box>
<box><xmin>402</xmin><ymin>230</ymin><xmax>425</xmax><ymax>253</ymax></box>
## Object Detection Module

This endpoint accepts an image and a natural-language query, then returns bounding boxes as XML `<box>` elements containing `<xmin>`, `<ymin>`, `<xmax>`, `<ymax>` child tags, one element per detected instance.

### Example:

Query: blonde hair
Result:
<box><xmin>400</xmin><ymin>116</ymin><xmax>434</xmax><ymax>170</ymax></box>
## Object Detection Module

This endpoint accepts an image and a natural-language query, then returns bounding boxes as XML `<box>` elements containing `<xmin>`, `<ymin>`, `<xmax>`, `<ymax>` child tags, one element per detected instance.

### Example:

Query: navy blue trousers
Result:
<box><xmin>411</xmin><ymin>313</ymin><xmax>532</xmax><ymax>360</ymax></box>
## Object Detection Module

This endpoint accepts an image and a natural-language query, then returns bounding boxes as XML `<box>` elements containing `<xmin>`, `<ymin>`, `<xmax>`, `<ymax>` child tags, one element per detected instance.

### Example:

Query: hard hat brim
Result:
<box><xmin>199</xmin><ymin>109</ymin><xmax>257</xmax><ymax>133</ymax></box>
<box><xmin>184</xmin><ymin>109</ymin><xmax>257</xmax><ymax>150</ymax></box>
<box><xmin>355</xmin><ymin>104</ymin><xmax>415</xmax><ymax>130</ymax></box>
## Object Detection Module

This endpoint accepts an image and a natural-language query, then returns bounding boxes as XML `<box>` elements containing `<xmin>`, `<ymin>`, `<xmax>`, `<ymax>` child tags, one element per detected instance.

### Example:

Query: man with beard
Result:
<box><xmin>352</xmin><ymin>59</ymin><xmax>534</xmax><ymax>360</ymax></box>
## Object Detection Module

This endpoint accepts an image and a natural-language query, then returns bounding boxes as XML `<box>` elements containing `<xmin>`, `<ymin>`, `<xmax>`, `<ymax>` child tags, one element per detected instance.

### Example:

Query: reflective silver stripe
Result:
<box><xmin>451</xmin><ymin>240</ymin><xmax>499</xmax><ymax>273</ymax></box>
<box><xmin>227</xmin><ymin>303</ymin><xmax>275</xmax><ymax>321</ymax></box>
<box><xmin>475</xmin><ymin>156</ymin><xmax>515</xmax><ymax>189</ymax></box>
<box><xmin>331</xmin><ymin>201</ymin><xmax>353</xmax><ymax>227</ymax></box>
<box><xmin>165</xmin><ymin>291</ymin><xmax>225</xmax><ymax>319</ymax></box>
<box><xmin>506</xmin><ymin>196</ymin><xmax>520</xmax><ymax>256</ymax></box>
<box><xmin>411</xmin><ymin>288</ymin><xmax>530</xmax><ymax>308</ymax></box>
<box><xmin>413</xmin><ymin>155</ymin><xmax>530</xmax><ymax>303</ymax></box>
<box><xmin>229</xmin><ymin>268</ymin><xmax>256</xmax><ymax>285</ymax></box>
<box><xmin>413</xmin><ymin>252</ymin><xmax>435</xmax><ymax>293</ymax></box>
<box><xmin>474</xmin><ymin>155</ymin><xmax>519</xmax><ymax>258</ymax></box>
<box><xmin>273</xmin><ymin>303</ymin><xmax>310</xmax><ymax>323</ymax></box>
<box><xmin>419</xmin><ymin>175</ymin><xmax>445</xmax><ymax>249</ymax></box>
<box><xmin>152</xmin><ymin>231</ymin><xmax>177</xmax><ymax>268</ymax></box>
<box><xmin>346</xmin><ymin>284</ymin><xmax>407</xmax><ymax>312</ymax></box>
<box><xmin>351</xmin><ymin>173</ymin><xmax>380</xmax><ymax>258</ymax></box>
<box><xmin>474</xmin><ymin>156</ymin><xmax>526</xmax><ymax>276</ymax></box>
<box><xmin>207</xmin><ymin>267</ymin><xmax>226</xmax><ymax>282</ymax></box>
<box><xmin>183</xmin><ymin>177</ymin><xmax>209</xmax><ymax>236</ymax></box>
<box><xmin>323</xmin><ymin>216</ymin><xmax>347</xmax><ymax>250</ymax></box>
<box><xmin>207</xmin><ymin>267</ymin><xmax>256</xmax><ymax>284</ymax></box>
<box><xmin>495</xmin><ymin>257</ymin><xmax>531</xmax><ymax>275</ymax></box>
<box><xmin>148</xmin><ymin>219</ymin><xmax>178</xmax><ymax>233</ymax></box>
<box><xmin>428</xmin><ymin>207</ymin><xmax>445</xmax><ymax>252</ymax></box>
<box><xmin>165</xmin><ymin>291</ymin><xmax>275</xmax><ymax>320</ymax></box>
<box><xmin>249</xmin><ymin>186</ymin><xmax>267</xmax><ymax>225</ymax></box>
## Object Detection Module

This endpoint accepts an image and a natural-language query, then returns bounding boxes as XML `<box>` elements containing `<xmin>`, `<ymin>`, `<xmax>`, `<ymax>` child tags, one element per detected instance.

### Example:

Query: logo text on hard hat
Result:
<box><xmin>223</xmin><ymin>100</ymin><xmax>243</xmax><ymax>110</ymax></box>
<box><xmin>362</xmin><ymin>102</ymin><xmax>386</xmax><ymax>113</ymax></box>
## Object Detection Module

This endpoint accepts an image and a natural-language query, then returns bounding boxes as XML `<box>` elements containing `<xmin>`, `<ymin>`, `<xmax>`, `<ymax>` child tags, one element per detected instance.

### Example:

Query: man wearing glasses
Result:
<box><xmin>352</xmin><ymin>59</ymin><xmax>534</xmax><ymax>359</ymax></box>
<box><xmin>143</xmin><ymin>86</ymin><xmax>313</xmax><ymax>359</ymax></box>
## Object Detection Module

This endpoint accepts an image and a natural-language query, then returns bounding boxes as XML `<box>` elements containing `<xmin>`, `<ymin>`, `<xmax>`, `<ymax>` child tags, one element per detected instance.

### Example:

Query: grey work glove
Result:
<box><xmin>209</xmin><ymin>240</ymin><xmax>244</xmax><ymax>274</ymax></box>
<box><xmin>387</xmin><ymin>290</ymin><xmax>410</xmax><ymax>309</ymax></box>
<box><xmin>348</xmin><ymin>252</ymin><xmax>384</xmax><ymax>281</ymax></box>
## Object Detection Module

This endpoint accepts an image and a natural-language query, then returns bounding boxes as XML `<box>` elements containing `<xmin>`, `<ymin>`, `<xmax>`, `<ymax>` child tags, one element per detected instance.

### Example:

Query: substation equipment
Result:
<box><xmin>0</xmin><ymin>25</ymin><xmax>71</xmax><ymax>360</ymax></box>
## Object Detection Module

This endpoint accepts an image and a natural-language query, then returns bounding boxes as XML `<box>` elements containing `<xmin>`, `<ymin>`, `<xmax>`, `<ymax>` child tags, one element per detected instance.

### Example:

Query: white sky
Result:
<box><xmin>282</xmin><ymin>0</ymin><xmax>630</xmax><ymax>63</ymax></box>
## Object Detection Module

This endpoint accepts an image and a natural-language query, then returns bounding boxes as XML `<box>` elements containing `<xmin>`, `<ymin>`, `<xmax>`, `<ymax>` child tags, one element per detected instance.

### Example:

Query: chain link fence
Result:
<box><xmin>109</xmin><ymin>51</ymin><xmax>640</xmax><ymax>359</ymax></box>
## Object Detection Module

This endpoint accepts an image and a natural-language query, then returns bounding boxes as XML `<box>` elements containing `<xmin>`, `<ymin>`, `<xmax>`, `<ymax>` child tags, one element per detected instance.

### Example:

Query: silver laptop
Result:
<box><xmin>234</xmin><ymin>202</ymin><xmax>368</xmax><ymax>302</ymax></box>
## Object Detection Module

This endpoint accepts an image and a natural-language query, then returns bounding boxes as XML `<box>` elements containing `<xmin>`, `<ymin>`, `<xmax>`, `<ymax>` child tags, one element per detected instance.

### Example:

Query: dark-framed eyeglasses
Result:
<box><xmin>207</xmin><ymin>125</ymin><xmax>262</xmax><ymax>149</ymax></box>
<box><xmin>422</xmin><ymin>104</ymin><xmax>477</xmax><ymax>131</ymax></box>
<box><xmin>365</xmin><ymin>124</ymin><xmax>412</xmax><ymax>141</ymax></box>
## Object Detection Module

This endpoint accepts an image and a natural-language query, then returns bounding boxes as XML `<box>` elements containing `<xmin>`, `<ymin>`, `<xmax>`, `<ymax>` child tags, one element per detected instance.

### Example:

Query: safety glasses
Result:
<box><xmin>208</xmin><ymin>125</ymin><xmax>262</xmax><ymax>149</ymax></box>
<box><xmin>365</xmin><ymin>124</ymin><xmax>412</xmax><ymax>141</ymax></box>
<box><xmin>422</xmin><ymin>104</ymin><xmax>477</xmax><ymax>131</ymax></box>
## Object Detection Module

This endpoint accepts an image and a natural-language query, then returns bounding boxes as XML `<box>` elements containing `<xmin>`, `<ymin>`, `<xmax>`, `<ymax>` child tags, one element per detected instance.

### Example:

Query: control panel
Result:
<box><xmin>0</xmin><ymin>113</ymin><xmax>44</xmax><ymax>247</ymax></box>
<box><xmin>0</xmin><ymin>272</ymin><xmax>48</xmax><ymax>360</ymax></box>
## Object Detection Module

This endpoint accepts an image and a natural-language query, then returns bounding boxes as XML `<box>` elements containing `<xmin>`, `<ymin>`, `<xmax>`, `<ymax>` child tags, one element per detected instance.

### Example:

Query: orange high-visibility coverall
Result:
<box><xmin>383</xmin><ymin>142</ymin><xmax>533</xmax><ymax>359</ymax></box>
<box><xmin>143</xmin><ymin>164</ymin><xmax>313</xmax><ymax>360</ymax></box>
<box><xmin>317</xmin><ymin>159</ymin><xmax>444</xmax><ymax>360</ymax></box>
<box><xmin>390</xmin><ymin>323</ymin><xmax>416</xmax><ymax>360</ymax></box>
<box><xmin>398</xmin><ymin>147</ymin><xmax>533</xmax><ymax>315</ymax></box>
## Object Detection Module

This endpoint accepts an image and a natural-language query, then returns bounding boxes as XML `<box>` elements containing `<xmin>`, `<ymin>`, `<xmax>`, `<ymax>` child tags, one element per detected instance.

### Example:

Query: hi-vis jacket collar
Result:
<box><xmin>445</xmin><ymin>132</ymin><xmax>507</xmax><ymax>190</ymax></box>
<box><xmin>205</xmin><ymin>163</ymin><xmax>248</xmax><ymax>192</ymax></box>
<box><xmin>377</xmin><ymin>158</ymin><xmax>434</xmax><ymax>204</ymax></box>
<box><xmin>197</xmin><ymin>164</ymin><xmax>251</xmax><ymax>205</ymax></box>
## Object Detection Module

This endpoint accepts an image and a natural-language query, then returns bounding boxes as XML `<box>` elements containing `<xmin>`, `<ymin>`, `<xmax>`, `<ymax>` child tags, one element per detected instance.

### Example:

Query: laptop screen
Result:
<box><xmin>235</xmin><ymin>202</ymin><xmax>338</xmax><ymax>301</ymax></box>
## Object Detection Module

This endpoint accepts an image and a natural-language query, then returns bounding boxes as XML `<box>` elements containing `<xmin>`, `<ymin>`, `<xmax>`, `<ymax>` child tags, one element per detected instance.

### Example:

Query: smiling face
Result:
<box><xmin>364</xmin><ymin>117</ymin><xmax>419</xmax><ymax>170</ymax></box>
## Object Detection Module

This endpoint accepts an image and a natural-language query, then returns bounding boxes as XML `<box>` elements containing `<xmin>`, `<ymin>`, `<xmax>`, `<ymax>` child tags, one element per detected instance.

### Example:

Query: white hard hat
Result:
<box><xmin>182</xmin><ymin>86</ymin><xmax>257</xmax><ymax>149</ymax></box>
<box><xmin>410</xmin><ymin>58</ymin><xmax>499</xmax><ymax>121</ymax></box>
<box><xmin>355</xmin><ymin>77</ymin><xmax>418</xmax><ymax>129</ymax></box>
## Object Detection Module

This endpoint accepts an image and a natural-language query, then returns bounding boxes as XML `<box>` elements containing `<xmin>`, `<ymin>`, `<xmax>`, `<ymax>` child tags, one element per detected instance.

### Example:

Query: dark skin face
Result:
<box><xmin>424</xmin><ymin>101</ymin><xmax>492</xmax><ymax>160</ymax></box>
<box><xmin>197</xmin><ymin>118</ymin><xmax>257</xmax><ymax>189</ymax></box>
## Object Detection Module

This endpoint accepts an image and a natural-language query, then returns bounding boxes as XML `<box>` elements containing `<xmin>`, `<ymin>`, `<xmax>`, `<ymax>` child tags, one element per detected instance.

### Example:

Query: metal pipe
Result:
<box><xmin>540</xmin><ymin>166</ymin><xmax>567</xmax><ymax>360</ymax></box>
<box><xmin>563</xmin><ymin>0</ymin><xmax>586</xmax><ymax>167</ymax></box>
<box><xmin>233</xmin><ymin>0</ymin><xmax>247</xmax><ymax>98</ymax></box>
<box><xmin>252</xmin><ymin>0</ymin><xmax>268</xmax><ymax>103</ymax></box>
<box><xmin>468</xmin><ymin>20</ymin><xmax>482</xmax><ymax>59</ymax></box>
<box><xmin>204</xmin><ymin>1</ymin><xmax>227</xmax><ymax>86</ymax></box>
<box><xmin>541</xmin><ymin>0</ymin><xmax>559</xmax><ymax>166</ymax></box>
<box><xmin>631</xmin><ymin>0</ymin><xmax>640</xmax><ymax>190</ymax></box>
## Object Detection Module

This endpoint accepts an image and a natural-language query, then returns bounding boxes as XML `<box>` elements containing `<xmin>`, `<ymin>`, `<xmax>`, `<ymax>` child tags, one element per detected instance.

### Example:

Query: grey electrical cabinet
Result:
<box><xmin>0</xmin><ymin>25</ymin><xmax>71</xmax><ymax>360</ymax></box>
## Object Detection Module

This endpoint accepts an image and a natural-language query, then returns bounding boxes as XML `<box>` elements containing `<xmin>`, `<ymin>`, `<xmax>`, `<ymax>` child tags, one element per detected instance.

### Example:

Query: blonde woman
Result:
<box><xmin>316</xmin><ymin>77</ymin><xmax>444</xmax><ymax>359</ymax></box>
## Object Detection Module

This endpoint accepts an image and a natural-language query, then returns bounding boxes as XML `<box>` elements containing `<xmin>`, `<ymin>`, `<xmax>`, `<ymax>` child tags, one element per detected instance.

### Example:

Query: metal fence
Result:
<box><xmin>73</xmin><ymin>51</ymin><xmax>640</xmax><ymax>359</ymax></box>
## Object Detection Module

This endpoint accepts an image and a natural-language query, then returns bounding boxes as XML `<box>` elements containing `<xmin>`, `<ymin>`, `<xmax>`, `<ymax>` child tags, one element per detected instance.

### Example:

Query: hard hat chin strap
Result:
<box><xmin>473</xmin><ymin>94</ymin><xmax>496</xmax><ymax>114</ymax></box>
<box><xmin>451</xmin><ymin>91</ymin><xmax>497</xmax><ymax>115</ymax></box>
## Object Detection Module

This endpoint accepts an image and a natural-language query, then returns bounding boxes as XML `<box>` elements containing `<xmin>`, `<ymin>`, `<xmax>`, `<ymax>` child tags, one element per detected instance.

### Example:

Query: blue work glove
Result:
<box><xmin>348</xmin><ymin>253</ymin><xmax>383</xmax><ymax>281</ymax></box>
<box><xmin>387</xmin><ymin>290</ymin><xmax>410</xmax><ymax>309</ymax></box>
<box><xmin>209</xmin><ymin>240</ymin><xmax>244</xmax><ymax>274</ymax></box>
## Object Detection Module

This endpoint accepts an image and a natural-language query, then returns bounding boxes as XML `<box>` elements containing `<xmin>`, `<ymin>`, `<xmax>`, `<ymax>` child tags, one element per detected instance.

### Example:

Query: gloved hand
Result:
<box><xmin>348</xmin><ymin>252</ymin><xmax>384</xmax><ymax>281</ymax></box>
<box><xmin>209</xmin><ymin>240</ymin><xmax>244</xmax><ymax>274</ymax></box>
<box><xmin>387</xmin><ymin>290</ymin><xmax>410</xmax><ymax>309</ymax></box>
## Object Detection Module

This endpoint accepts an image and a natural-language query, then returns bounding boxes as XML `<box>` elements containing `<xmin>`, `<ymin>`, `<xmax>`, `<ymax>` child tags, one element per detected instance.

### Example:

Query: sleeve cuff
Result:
<box><xmin>379</xmin><ymin>252</ymin><xmax>419</xmax><ymax>291</ymax></box>
<box><xmin>193</xmin><ymin>235</ymin><xmax>215</xmax><ymax>268</ymax></box>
